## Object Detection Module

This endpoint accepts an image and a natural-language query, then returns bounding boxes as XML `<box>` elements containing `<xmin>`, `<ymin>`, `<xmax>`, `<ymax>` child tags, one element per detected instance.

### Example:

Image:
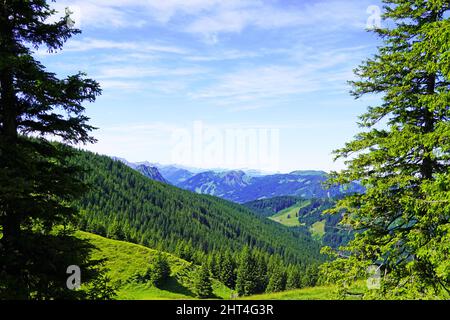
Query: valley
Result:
<box><xmin>78</xmin><ymin>231</ymin><xmax>363</xmax><ymax>300</ymax></box>
<box><xmin>113</xmin><ymin>157</ymin><xmax>358</xmax><ymax>249</ymax></box>
<box><xmin>70</xmin><ymin>149</ymin><xmax>327</xmax><ymax>298</ymax></box>
<box><xmin>2</xmin><ymin>0</ymin><xmax>449</xmax><ymax>303</ymax></box>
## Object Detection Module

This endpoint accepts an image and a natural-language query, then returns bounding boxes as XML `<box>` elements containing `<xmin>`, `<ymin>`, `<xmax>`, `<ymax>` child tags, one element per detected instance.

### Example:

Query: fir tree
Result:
<box><xmin>266</xmin><ymin>267</ymin><xmax>286</xmax><ymax>293</ymax></box>
<box><xmin>219</xmin><ymin>251</ymin><xmax>236</xmax><ymax>289</ymax></box>
<box><xmin>321</xmin><ymin>0</ymin><xmax>450</xmax><ymax>298</ymax></box>
<box><xmin>286</xmin><ymin>265</ymin><xmax>302</xmax><ymax>290</ymax></box>
<box><xmin>235</xmin><ymin>247</ymin><xmax>259</xmax><ymax>296</ymax></box>
<box><xmin>144</xmin><ymin>253</ymin><xmax>171</xmax><ymax>287</ymax></box>
<box><xmin>0</xmin><ymin>0</ymin><xmax>104</xmax><ymax>299</ymax></box>
<box><xmin>193</xmin><ymin>264</ymin><xmax>213</xmax><ymax>299</ymax></box>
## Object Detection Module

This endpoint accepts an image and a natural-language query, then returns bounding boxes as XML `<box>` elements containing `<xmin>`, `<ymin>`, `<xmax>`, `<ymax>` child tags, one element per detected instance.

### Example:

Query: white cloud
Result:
<box><xmin>50</xmin><ymin>1</ymin><xmax>146</xmax><ymax>28</ymax></box>
<box><xmin>51</xmin><ymin>0</ymin><xmax>247</xmax><ymax>28</ymax></box>
<box><xmin>95</xmin><ymin>65</ymin><xmax>207</xmax><ymax>79</ymax></box>
<box><xmin>84</xmin><ymin>121</ymin><xmax>185</xmax><ymax>163</ymax></box>
<box><xmin>185</xmin><ymin>50</ymin><xmax>261</xmax><ymax>62</ymax></box>
<box><xmin>191</xmin><ymin>47</ymin><xmax>363</xmax><ymax>106</ymax></box>
<box><xmin>51</xmin><ymin>0</ymin><xmax>373</xmax><ymax>36</ymax></box>
<box><xmin>64</xmin><ymin>38</ymin><xmax>188</xmax><ymax>55</ymax></box>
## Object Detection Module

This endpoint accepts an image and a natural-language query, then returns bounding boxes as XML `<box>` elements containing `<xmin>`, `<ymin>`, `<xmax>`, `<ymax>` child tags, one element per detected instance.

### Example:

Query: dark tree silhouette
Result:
<box><xmin>0</xmin><ymin>1</ymin><xmax>108</xmax><ymax>299</ymax></box>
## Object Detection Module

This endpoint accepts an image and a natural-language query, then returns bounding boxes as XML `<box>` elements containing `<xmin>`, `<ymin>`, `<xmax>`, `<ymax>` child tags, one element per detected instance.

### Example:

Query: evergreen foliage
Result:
<box><xmin>193</xmin><ymin>264</ymin><xmax>213</xmax><ymax>299</ymax></box>
<box><xmin>0</xmin><ymin>0</ymin><xmax>110</xmax><ymax>299</ymax></box>
<box><xmin>139</xmin><ymin>253</ymin><xmax>171</xmax><ymax>287</ymax></box>
<box><xmin>70</xmin><ymin>150</ymin><xmax>324</xmax><ymax>295</ymax></box>
<box><xmin>321</xmin><ymin>0</ymin><xmax>450</xmax><ymax>299</ymax></box>
<box><xmin>235</xmin><ymin>247</ymin><xmax>260</xmax><ymax>296</ymax></box>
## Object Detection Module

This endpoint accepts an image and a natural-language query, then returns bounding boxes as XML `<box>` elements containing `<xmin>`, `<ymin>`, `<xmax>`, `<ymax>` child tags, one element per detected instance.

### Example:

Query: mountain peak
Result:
<box><xmin>135</xmin><ymin>164</ymin><xmax>168</xmax><ymax>184</ymax></box>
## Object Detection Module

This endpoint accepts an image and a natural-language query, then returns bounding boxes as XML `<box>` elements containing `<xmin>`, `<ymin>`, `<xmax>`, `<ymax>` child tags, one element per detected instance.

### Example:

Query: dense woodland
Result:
<box><xmin>1</xmin><ymin>0</ymin><xmax>449</xmax><ymax>300</ymax></box>
<box><xmin>298</xmin><ymin>199</ymin><xmax>354</xmax><ymax>249</ymax></box>
<box><xmin>244</xmin><ymin>196</ymin><xmax>302</xmax><ymax>217</ymax></box>
<box><xmin>71</xmin><ymin>150</ymin><xmax>324</xmax><ymax>295</ymax></box>
<box><xmin>245</xmin><ymin>197</ymin><xmax>354</xmax><ymax>248</ymax></box>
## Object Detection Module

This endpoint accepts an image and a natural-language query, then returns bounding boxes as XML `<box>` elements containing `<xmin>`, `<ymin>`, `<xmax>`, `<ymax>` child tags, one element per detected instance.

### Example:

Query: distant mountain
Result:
<box><xmin>178</xmin><ymin>170</ymin><xmax>363</xmax><ymax>203</ymax></box>
<box><xmin>112</xmin><ymin>158</ymin><xmax>168</xmax><ymax>184</ymax></box>
<box><xmin>177</xmin><ymin>170</ymin><xmax>252</xmax><ymax>199</ymax></box>
<box><xmin>135</xmin><ymin>164</ymin><xmax>168</xmax><ymax>184</ymax></box>
<box><xmin>111</xmin><ymin>157</ymin><xmax>364</xmax><ymax>204</ymax></box>
<box><xmin>289</xmin><ymin>170</ymin><xmax>328</xmax><ymax>176</ymax></box>
<box><xmin>73</xmin><ymin>150</ymin><xmax>323</xmax><ymax>268</ymax></box>
<box><xmin>155</xmin><ymin>165</ymin><xmax>195</xmax><ymax>185</ymax></box>
<box><xmin>111</xmin><ymin>157</ymin><xmax>137</xmax><ymax>169</ymax></box>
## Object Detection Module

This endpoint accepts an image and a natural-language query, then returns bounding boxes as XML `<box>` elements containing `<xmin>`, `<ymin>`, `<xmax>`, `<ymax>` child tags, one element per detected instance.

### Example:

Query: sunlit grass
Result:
<box><xmin>76</xmin><ymin>231</ymin><xmax>233</xmax><ymax>300</ymax></box>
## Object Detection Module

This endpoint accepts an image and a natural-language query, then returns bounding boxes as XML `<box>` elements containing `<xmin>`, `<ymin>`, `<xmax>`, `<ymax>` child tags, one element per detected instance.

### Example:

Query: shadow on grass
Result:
<box><xmin>159</xmin><ymin>277</ymin><xmax>195</xmax><ymax>298</ymax></box>
<box><xmin>159</xmin><ymin>277</ymin><xmax>223</xmax><ymax>300</ymax></box>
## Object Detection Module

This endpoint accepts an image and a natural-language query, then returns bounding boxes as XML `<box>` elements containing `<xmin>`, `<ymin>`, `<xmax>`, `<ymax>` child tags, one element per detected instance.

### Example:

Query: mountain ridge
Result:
<box><xmin>73</xmin><ymin>150</ymin><xmax>323</xmax><ymax>267</ymax></box>
<box><xmin>113</xmin><ymin>157</ymin><xmax>363</xmax><ymax>204</ymax></box>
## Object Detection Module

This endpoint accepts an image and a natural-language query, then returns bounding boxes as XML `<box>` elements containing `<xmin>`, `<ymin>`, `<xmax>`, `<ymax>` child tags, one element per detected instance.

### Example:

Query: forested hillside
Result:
<box><xmin>245</xmin><ymin>197</ymin><xmax>354</xmax><ymax>249</ymax></box>
<box><xmin>77</xmin><ymin>231</ymin><xmax>353</xmax><ymax>300</ymax></box>
<box><xmin>70</xmin><ymin>150</ymin><xmax>324</xmax><ymax>295</ymax></box>
<box><xmin>244</xmin><ymin>196</ymin><xmax>302</xmax><ymax>217</ymax></box>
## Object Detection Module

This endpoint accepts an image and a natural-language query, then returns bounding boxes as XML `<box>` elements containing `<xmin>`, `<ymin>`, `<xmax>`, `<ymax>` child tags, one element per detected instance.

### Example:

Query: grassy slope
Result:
<box><xmin>243</xmin><ymin>286</ymin><xmax>337</xmax><ymax>300</ymax></box>
<box><xmin>243</xmin><ymin>283</ymin><xmax>366</xmax><ymax>300</ymax></box>
<box><xmin>74</xmin><ymin>150</ymin><xmax>323</xmax><ymax>265</ymax></box>
<box><xmin>310</xmin><ymin>220</ymin><xmax>326</xmax><ymax>239</ymax></box>
<box><xmin>77</xmin><ymin>231</ymin><xmax>368</xmax><ymax>301</ymax></box>
<box><xmin>76</xmin><ymin>231</ymin><xmax>233</xmax><ymax>300</ymax></box>
<box><xmin>269</xmin><ymin>201</ymin><xmax>310</xmax><ymax>227</ymax></box>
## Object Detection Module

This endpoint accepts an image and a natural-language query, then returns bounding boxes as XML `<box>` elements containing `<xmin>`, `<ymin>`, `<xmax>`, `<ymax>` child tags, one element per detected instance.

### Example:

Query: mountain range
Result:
<box><xmin>114</xmin><ymin>158</ymin><xmax>364</xmax><ymax>203</ymax></box>
<box><xmin>74</xmin><ymin>151</ymin><xmax>323</xmax><ymax>266</ymax></box>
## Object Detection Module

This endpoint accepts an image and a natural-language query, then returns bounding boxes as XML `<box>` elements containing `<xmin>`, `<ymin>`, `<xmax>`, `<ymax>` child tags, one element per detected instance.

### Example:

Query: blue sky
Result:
<box><xmin>38</xmin><ymin>0</ymin><xmax>383</xmax><ymax>173</ymax></box>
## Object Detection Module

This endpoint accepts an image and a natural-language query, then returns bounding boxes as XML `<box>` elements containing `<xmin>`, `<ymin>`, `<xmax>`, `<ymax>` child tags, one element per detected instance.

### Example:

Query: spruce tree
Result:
<box><xmin>193</xmin><ymin>263</ymin><xmax>213</xmax><ymax>299</ymax></box>
<box><xmin>0</xmin><ymin>0</ymin><xmax>102</xmax><ymax>299</ymax></box>
<box><xmin>235</xmin><ymin>247</ymin><xmax>259</xmax><ymax>296</ymax></box>
<box><xmin>254</xmin><ymin>252</ymin><xmax>269</xmax><ymax>293</ymax></box>
<box><xmin>321</xmin><ymin>0</ymin><xmax>450</xmax><ymax>298</ymax></box>
<box><xmin>286</xmin><ymin>265</ymin><xmax>302</xmax><ymax>290</ymax></box>
<box><xmin>219</xmin><ymin>251</ymin><xmax>236</xmax><ymax>289</ymax></box>
<box><xmin>144</xmin><ymin>253</ymin><xmax>170</xmax><ymax>287</ymax></box>
<box><xmin>266</xmin><ymin>267</ymin><xmax>286</xmax><ymax>293</ymax></box>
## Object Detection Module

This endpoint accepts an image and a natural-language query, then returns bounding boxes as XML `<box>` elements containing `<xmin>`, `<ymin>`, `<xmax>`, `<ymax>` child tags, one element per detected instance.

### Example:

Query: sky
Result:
<box><xmin>37</xmin><ymin>0</ymin><xmax>384</xmax><ymax>173</ymax></box>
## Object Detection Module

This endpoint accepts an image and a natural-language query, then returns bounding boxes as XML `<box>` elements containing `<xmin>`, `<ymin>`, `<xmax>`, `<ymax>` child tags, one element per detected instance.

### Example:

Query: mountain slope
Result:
<box><xmin>245</xmin><ymin>196</ymin><xmax>354</xmax><ymax>249</ymax></box>
<box><xmin>135</xmin><ymin>164</ymin><xmax>168</xmax><ymax>184</ymax></box>
<box><xmin>177</xmin><ymin>170</ymin><xmax>363</xmax><ymax>203</ymax></box>
<box><xmin>77</xmin><ymin>231</ymin><xmax>362</xmax><ymax>300</ymax></box>
<box><xmin>77</xmin><ymin>231</ymin><xmax>232</xmax><ymax>299</ymax></box>
<box><xmin>177</xmin><ymin>170</ymin><xmax>252</xmax><ymax>198</ymax></box>
<box><xmin>155</xmin><ymin>165</ymin><xmax>195</xmax><ymax>185</ymax></box>
<box><xmin>243</xmin><ymin>196</ymin><xmax>303</xmax><ymax>217</ymax></box>
<box><xmin>72</xmin><ymin>150</ymin><xmax>323</xmax><ymax>267</ymax></box>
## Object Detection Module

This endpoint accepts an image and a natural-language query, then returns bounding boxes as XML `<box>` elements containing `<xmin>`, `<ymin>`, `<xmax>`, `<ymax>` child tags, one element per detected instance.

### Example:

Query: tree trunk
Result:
<box><xmin>1</xmin><ymin>69</ymin><xmax>17</xmax><ymax>138</ymax></box>
<box><xmin>0</xmin><ymin>7</ymin><xmax>20</xmax><ymax>243</ymax></box>
<box><xmin>420</xmin><ymin>75</ymin><xmax>436</xmax><ymax>180</ymax></box>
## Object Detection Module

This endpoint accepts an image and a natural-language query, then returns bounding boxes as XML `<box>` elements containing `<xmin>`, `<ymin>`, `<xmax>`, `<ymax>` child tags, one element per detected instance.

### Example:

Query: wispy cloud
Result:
<box><xmin>95</xmin><ymin>65</ymin><xmax>208</xmax><ymax>79</ymax></box>
<box><xmin>64</xmin><ymin>38</ymin><xmax>189</xmax><ymax>55</ymax></box>
<box><xmin>53</xmin><ymin>0</ymin><xmax>374</xmax><ymax>35</ymax></box>
<box><xmin>185</xmin><ymin>50</ymin><xmax>261</xmax><ymax>62</ymax></box>
<box><xmin>190</xmin><ymin>45</ymin><xmax>367</xmax><ymax>107</ymax></box>
<box><xmin>50</xmin><ymin>1</ymin><xmax>147</xmax><ymax>29</ymax></box>
<box><xmin>95</xmin><ymin>65</ymin><xmax>205</xmax><ymax>93</ymax></box>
